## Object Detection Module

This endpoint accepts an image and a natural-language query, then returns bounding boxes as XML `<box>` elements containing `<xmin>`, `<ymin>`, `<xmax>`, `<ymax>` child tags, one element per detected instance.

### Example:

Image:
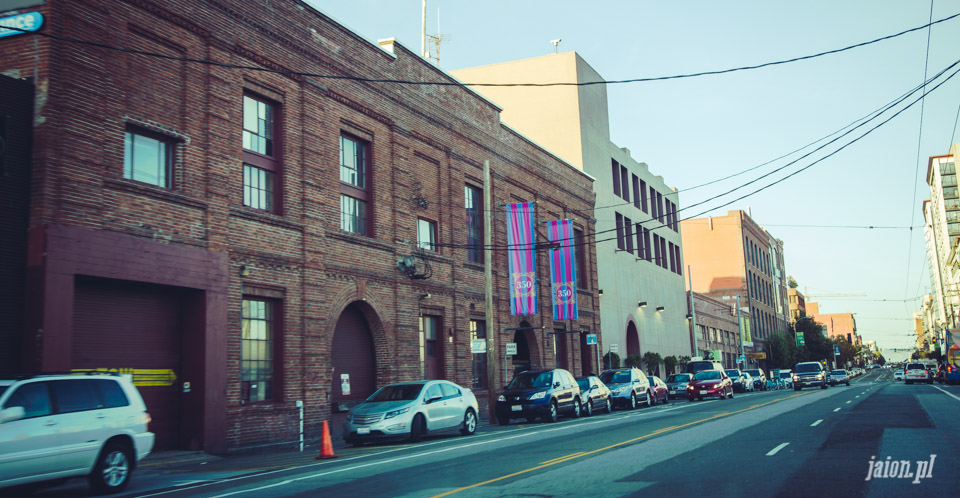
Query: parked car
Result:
<box><xmin>496</xmin><ymin>369</ymin><xmax>581</xmax><ymax>424</ymax></box>
<box><xmin>686</xmin><ymin>370</ymin><xmax>734</xmax><ymax>401</ymax></box>
<box><xmin>827</xmin><ymin>369</ymin><xmax>850</xmax><ymax>386</ymax></box>
<box><xmin>575</xmin><ymin>375</ymin><xmax>612</xmax><ymax>416</ymax></box>
<box><xmin>904</xmin><ymin>363</ymin><xmax>932</xmax><ymax>385</ymax></box>
<box><xmin>893</xmin><ymin>368</ymin><xmax>905</xmax><ymax>381</ymax></box>
<box><xmin>741</xmin><ymin>371</ymin><xmax>755</xmax><ymax>391</ymax></box>
<box><xmin>648</xmin><ymin>376</ymin><xmax>669</xmax><ymax>406</ymax></box>
<box><xmin>743</xmin><ymin>369</ymin><xmax>766</xmax><ymax>390</ymax></box>
<box><xmin>344</xmin><ymin>380</ymin><xmax>479</xmax><ymax>445</ymax></box>
<box><xmin>777</xmin><ymin>370</ymin><xmax>794</xmax><ymax>388</ymax></box>
<box><xmin>665</xmin><ymin>373</ymin><xmax>693</xmax><ymax>399</ymax></box>
<box><xmin>600</xmin><ymin>368</ymin><xmax>651</xmax><ymax>409</ymax></box>
<box><xmin>0</xmin><ymin>372</ymin><xmax>154</xmax><ymax>494</ymax></box>
<box><xmin>725</xmin><ymin>369</ymin><xmax>748</xmax><ymax>393</ymax></box>
<box><xmin>684</xmin><ymin>360</ymin><xmax>725</xmax><ymax>376</ymax></box>
<box><xmin>793</xmin><ymin>362</ymin><xmax>828</xmax><ymax>390</ymax></box>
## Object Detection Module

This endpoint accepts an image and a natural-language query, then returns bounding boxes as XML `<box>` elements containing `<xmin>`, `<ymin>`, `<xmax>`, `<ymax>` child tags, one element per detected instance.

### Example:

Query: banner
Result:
<box><xmin>547</xmin><ymin>219</ymin><xmax>578</xmax><ymax>321</ymax></box>
<box><xmin>741</xmin><ymin>316</ymin><xmax>753</xmax><ymax>347</ymax></box>
<box><xmin>506</xmin><ymin>202</ymin><xmax>537</xmax><ymax>315</ymax></box>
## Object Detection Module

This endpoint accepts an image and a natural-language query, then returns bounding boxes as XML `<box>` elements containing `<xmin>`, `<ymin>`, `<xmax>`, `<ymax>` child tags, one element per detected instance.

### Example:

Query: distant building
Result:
<box><xmin>924</xmin><ymin>149</ymin><xmax>960</xmax><ymax>334</ymax></box>
<box><xmin>689</xmin><ymin>292</ymin><xmax>750</xmax><ymax>369</ymax></box>
<box><xmin>452</xmin><ymin>53</ymin><xmax>690</xmax><ymax>374</ymax></box>
<box><xmin>787</xmin><ymin>288</ymin><xmax>806</xmax><ymax>322</ymax></box>
<box><xmin>808</xmin><ymin>312</ymin><xmax>858</xmax><ymax>345</ymax></box>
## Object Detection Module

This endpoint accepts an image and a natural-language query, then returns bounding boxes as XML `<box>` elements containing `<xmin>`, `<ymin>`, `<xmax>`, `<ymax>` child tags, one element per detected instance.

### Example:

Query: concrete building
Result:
<box><xmin>924</xmin><ymin>148</ymin><xmax>960</xmax><ymax>333</ymax></box>
<box><xmin>680</xmin><ymin>210</ymin><xmax>790</xmax><ymax>368</ymax></box>
<box><xmin>451</xmin><ymin>53</ymin><xmax>690</xmax><ymax>374</ymax></box>
<box><xmin>0</xmin><ymin>0</ymin><xmax>601</xmax><ymax>452</ymax></box>
<box><xmin>787</xmin><ymin>287</ymin><xmax>807</xmax><ymax>323</ymax></box>
<box><xmin>689</xmin><ymin>292</ymin><xmax>751</xmax><ymax>369</ymax></box>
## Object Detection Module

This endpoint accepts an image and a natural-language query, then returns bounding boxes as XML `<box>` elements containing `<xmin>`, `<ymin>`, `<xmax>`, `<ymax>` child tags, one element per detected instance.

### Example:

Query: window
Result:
<box><xmin>643</xmin><ymin>227</ymin><xmax>652</xmax><ymax>262</ymax></box>
<box><xmin>640</xmin><ymin>179</ymin><xmax>648</xmax><ymax>213</ymax></box>
<box><xmin>340</xmin><ymin>135</ymin><xmax>371</xmax><ymax>235</ymax></box>
<box><xmin>636</xmin><ymin>223</ymin><xmax>644</xmax><ymax>263</ymax></box>
<box><xmin>615</xmin><ymin>213</ymin><xmax>625</xmax><ymax>250</ymax></box>
<box><xmin>620</xmin><ymin>165</ymin><xmax>630</xmax><ymax>202</ymax></box>
<box><xmin>470</xmin><ymin>319</ymin><xmax>487</xmax><ymax>389</ymax></box>
<box><xmin>420</xmin><ymin>315</ymin><xmax>439</xmax><ymax>379</ymax></box>
<box><xmin>242</xmin><ymin>94</ymin><xmax>280</xmax><ymax>213</ymax></box>
<box><xmin>611</xmin><ymin>160</ymin><xmax>621</xmax><ymax>197</ymax></box>
<box><xmin>632</xmin><ymin>175</ymin><xmax>641</xmax><ymax>210</ymax></box>
<box><xmin>653</xmin><ymin>233</ymin><xmax>661</xmax><ymax>267</ymax></box>
<box><xmin>656</xmin><ymin>192</ymin><xmax>664</xmax><ymax>223</ymax></box>
<box><xmin>944</xmin><ymin>174</ymin><xmax>958</xmax><ymax>187</ymax></box>
<box><xmin>465</xmin><ymin>185</ymin><xmax>484</xmax><ymax>264</ymax></box>
<box><xmin>942</xmin><ymin>162</ymin><xmax>956</xmax><ymax>174</ymax></box>
<box><xmin>574</xmin><ymin>228</ymin><xmax>588</xmax><ymax>289</ymax></box>
<box><xmin>659</xmin><ymin>236</ymin><xmax>667</xmax><ymax>269</ymax></box>
<box><xmin>664</xmin><ymin>201</ymin><xmax>672</xmax><ymax>231</ymax></box>
<box><xmin>124</xmin><ymin>130</ymin><xmax>171</xmax><ymax>187</ymax></box>
<box><xmin>650</xmin><ymin>186</ymin><xmax>658</xmax><ymax>220</ymax></box>
<box><xmin>418</xmin><ymin>218</ymin><xmax>437</xmax><ymax>252</ymax></box>
<box><xmin>668</xmin><ymin>242</ymin><xmax>676</xmax><ymax>273</ymax></box>
<box><xmin>242</xmin><ymin>299</ymin><xmax>275</xmax><ymax>402</ymax></box>
<box><xmin>3</xmin><ymin>382</ymin><xmax>52</xmax><ymax>418</ymax></box>
<box><xmin>94</xmin><ymin>379</ymin><xmax>129</xmax><ymax>408</ymax></box>
<box><xmin>674</xmin><ymin>243</ymin><xmax>682</xmax><ymax>276</ymax></box>
<box><xmin>624</xmin><ymin>216</ymin><xmax>634</xmax><ymax>254</ymax></box>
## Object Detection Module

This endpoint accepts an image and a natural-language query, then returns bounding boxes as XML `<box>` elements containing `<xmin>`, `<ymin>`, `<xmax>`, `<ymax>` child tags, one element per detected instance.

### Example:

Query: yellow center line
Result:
<box><xmin>429</xmin><ymin>392</ymin><xmax>811</xmax><ymax>498</ymax></box>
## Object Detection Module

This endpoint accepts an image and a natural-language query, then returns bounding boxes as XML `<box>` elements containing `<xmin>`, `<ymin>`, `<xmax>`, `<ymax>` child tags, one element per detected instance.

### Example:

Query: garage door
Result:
<box><xmin>73</xmin><ymin>276</ymin><xmax>183</xmax><ymax>450</ymax></box>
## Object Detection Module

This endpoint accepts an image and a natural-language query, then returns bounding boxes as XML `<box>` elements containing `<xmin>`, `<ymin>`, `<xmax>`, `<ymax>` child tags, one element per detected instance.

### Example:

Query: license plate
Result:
<box><xmin>699</xmin><ymin>390</ymin><xmax>707</xmax><ymax>395</ymax></box>
<box><xmin>511</xmin><ymin>405</ymin><xmax>522</xmax><ymax>412</ymax></box>
<box><xmin>357</xmin><ymin>427</ymin><xmax>370</xmax><ymax>435</ymax></box>
<box><xmin>669</xmin><ymin>390</ymin><xmax>676</xmax><ymax>394</ymax></box>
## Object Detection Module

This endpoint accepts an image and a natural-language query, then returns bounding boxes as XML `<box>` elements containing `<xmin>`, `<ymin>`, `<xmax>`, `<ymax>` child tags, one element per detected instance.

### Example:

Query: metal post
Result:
<box><xmin>689</xmin><ymin>265</ymin><xmax>698</xmax><ymax>357</ymax></box>
<box><xmin>483</xmin><ymin>160</ymin><xmax>498</xmax><ymax>423</ymax></box>
<box><xmin>736</xmin><ymin>293</ymin><xmax>744</xmax><ymax>369</ymax></box>
<box><xmin>296</xmin><ymin>400</ymin><xmax>304</xmax><ymax>452</ymax></box>
<box><xmin>596</xmin><ymin>341</ymin><xmax>601</xmax><ymax>374</ymax></box>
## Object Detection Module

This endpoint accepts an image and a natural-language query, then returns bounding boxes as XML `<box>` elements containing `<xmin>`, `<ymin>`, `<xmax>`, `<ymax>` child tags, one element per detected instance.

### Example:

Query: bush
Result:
<box><xmin>604</xmin><ymin>352</ymin><xmax>621</xmax><ymax>370</ymax></box>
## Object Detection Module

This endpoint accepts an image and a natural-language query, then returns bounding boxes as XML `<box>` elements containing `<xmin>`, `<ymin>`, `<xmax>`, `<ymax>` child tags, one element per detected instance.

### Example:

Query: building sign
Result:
<box><xmin>506</xmin><ymin>202</ymin><xmax>537</xmax><ymax>315</ymax></box>
<box><xmin>0</xmin><ymin>11</ymin><xmax>42</xmax><ymax>39</ymax></box>
<box><xmin>505</xmin><ymin>342</ymin><xmax>517</xmax><ymax>355</ymax></box>
<box><xmin>470</xmin><ymin>339</ymin><xmax>487</xmax><ymax>353</ymax></box>
<box><xmin>586</xmin><ymin>333</ymin><xmax>597</xmax><ymax>345</ymax></box>
<box><xmin>609</xmin><ymin>343</ymin><xmax>619</xmax><ymax>354</ymax></box>
<box><xmin>547</xmin><ymin>219</ymin><xmax>578</xmax><ymax>320</ymax></box>
<box><xmin>70</xmin><ymin>368</ymin><xmax>176</xmax><ymax>387</ymax></box>
<box><xmin>748</xmin><ymin>352</ymin><xmax>767</xmax><ymax>360</ymax></box>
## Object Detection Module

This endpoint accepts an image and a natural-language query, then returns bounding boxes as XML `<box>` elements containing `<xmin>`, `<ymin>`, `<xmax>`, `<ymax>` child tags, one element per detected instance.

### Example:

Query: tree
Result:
<box><xmin>765</xmin><ymin>331</ymin><xmax>797</xmax><ymax>369</ymax></box>
<box><xmin>664</xmin><ymin>355</ymin><xmax>679</xmax><ymax>375</ymax></box>
<box><xmin>604</xmin><ymin>352</ymin><xmax>620</xmax><ymax>370</ymax></box>
<box><xmin>875</xmin><ymin>352</ymin><xmax>886</xmax><ymax>366</ymax></box>
<box><xmin>787</xmin><ymin>276</ymin><xmax>799</xmax><ymax>289</ymax></box>
<box><xmin>624</xmin><ymin>354</ymin><xmax>643</xmax><ymax>369</ymax></box>
<box><xmin>795</xmin><ymin>318</ymin><xmax>832</xmax><ymax>363</ymax></box>
<box><xmin>642</xmin><ymin>352</ymin><xmax>663</xmax><ymax>376</ymax></box>
<box><xmin>833</xmin><ymin>337</ymin><xmax>859</xmax><ymax>366</ymax></box>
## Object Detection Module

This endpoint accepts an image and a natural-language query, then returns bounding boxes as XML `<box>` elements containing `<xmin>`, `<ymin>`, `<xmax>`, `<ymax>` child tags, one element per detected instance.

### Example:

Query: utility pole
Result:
<box><xmin>483</xmin><ymin>160</ymin><xmax>498</xmax><ymax>423</ymax></box>
<box><xmin>688</xmin><ymin>265</ymin><xmax>698</xmax><ymax>357</ymax></box>
<box><xmin>736</xmin><ymin>293</ymin><xmax>744</xmax><ymax>369</ymax></box>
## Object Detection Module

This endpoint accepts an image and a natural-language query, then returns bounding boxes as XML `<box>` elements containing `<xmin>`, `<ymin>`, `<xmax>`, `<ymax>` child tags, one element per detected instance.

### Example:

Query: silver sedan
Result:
<box><xmin>343</xmin><ymin>380</ymin><xmax>479</xmax><ymax>446</ymax></box>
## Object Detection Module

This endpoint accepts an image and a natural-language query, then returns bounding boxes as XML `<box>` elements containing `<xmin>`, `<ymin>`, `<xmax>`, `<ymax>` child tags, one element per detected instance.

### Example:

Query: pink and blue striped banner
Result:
<box><xmin>506</xmin><ymin>202</ymin><xmax>537</xmax><ymax>315</ymax></box>
<box><xmin>548</xmin><ymin>219</ymin><xmax>578</xmax><ymax>321</ymax></box>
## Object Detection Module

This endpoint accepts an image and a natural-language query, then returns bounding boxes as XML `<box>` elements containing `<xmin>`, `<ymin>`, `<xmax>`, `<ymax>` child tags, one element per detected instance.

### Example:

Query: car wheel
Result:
<box><xmin>647</xmin><ymin>390</ymin><xmax>655</xmax><ymax>406</ymax></box>
<box><xmin>629</xmin><ymin>393</ymin><xmax>638</xmax><ymax>410</ymax></box>
<box><xmin>89</xmin><ymin>441</ymin><xmax>133</xmax><ymax>494</ymax></box>
<box><xmin>460</xmin><ymin>409</ymin><xmax>477</xmax><ymax>436</ymax></box>
<box><xmin>572</xmin><ymin>398</ymin><xmax>582</xmax><ymax>418</ymax></box>
<box><xmin>584</xmin><ymin>397</ymin><xmax>593</xmax><ymax>416</ymax></box>
<box><xmin>409</xmin><ymin>413</ymin><xmax>426</xmax><ymax>442</ymax></box>
<box><xmin>547</xmin><ymin>401</ymin><xmax>559</xmax><ymax>423</ymax></box>
<box><xmin>605</xmin><ymin>398</ymin><xmax>613</xmax><ymax>413</ymax></box>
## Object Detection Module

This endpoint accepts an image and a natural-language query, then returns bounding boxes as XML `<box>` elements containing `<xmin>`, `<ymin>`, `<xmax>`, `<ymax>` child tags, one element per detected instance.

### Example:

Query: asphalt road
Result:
<box><xmin>29</xmin><ymin>368</ymin><xmax>960</xmax><ymax>498</ymax></box>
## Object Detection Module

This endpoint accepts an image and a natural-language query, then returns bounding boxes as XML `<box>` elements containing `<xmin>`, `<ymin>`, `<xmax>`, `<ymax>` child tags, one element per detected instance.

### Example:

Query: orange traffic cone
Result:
<box><xmin>315</xmin><ymin>420</ymin><xmax>338</xmax><ymax>459</ymax></box>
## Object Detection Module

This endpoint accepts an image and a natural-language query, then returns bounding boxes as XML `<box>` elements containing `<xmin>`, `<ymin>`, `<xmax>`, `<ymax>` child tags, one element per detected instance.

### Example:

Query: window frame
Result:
<box><xmin>124</xmin><ymin>127</ymin><xmax>174</xmax><ymax>188</ymax></box>
<box><xmin>620</xmin><ymin>165</ymin><xmax>630</xmax><ymax>202</ymax></box>
<box><xmin>624</xmin><ymin>216</ymin><xmax>634</xmax><ymax>254</ymax></box>
<box><xmin>611</xmin><ymin>160</ymin><xmax>621</xmax><ymax>197</ymax></box>
<box><xmin>418</xmin><ymin>217</ymin><xmax>438</xmax><ymax>252</ymax></box>
<box><xmin>241</xmin><ymin>93</ymin><xmax>282</xmax><ymax>213</ymax></box>
<box><xmin>465</xmin><ymin>184</ymin><xmax>484</xmax><ymax>264</ymax></box>
<box><xmin>615</xmin><ymin>213</ymin><xmax>625</xmax><ymax>250</ymax></box>
<box><xmin>241</xmin><ymin>298</ymin><xmax>281</xmax><ymax>403</ymax></box>
<box><xmin>339</xmin><ymin>133</ymin><xmax>372</xmax><ymax>235</ymax></box>
<box><xmin>470</xmin><ymin>319</ymin><xmax>487</xmax><ymax>389</ymax></box>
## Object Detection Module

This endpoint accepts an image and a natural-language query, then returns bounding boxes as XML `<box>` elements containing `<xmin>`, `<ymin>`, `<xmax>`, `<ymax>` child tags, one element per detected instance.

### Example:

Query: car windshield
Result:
<box><xmin>796</xmin><ymin>363</ymin><xmax>821</xmax><ymax>373</ymax></box>
<box><xmin>831</xmin><ymin>370</ymin><xmax>845</xmax><ymax>375</ymax></box>
<box><xmin>508</xmin><ymin>371</ymin><xmax>553</xmax><ymax>389</ymax></box>
<box><xmin>666</xmin><ymin>374</ymin><xmax>691</xmax><ymax>383</ymax></box>
<box><xmin>367</xmin><ymin>384</ymin><xmax>424</xmax><ymax>402</ymax></box>
<box><xmin>694</xmin><ymin>371</ymin><xmax>721</xmax><ymax>381</ymax></box>
<box><xmin>779</xmin><ymin>372</ymin><xmax>792</xmax><ymax>379</ymax></box>
<box><xmin>725</xmin><ymin>370</ymin><xmax>739</xmax><ymax>377</ymax></box>
<box><xmin>744</xmin><ymin>370</ymin><xmax>761</xmax><ymax>376</ymax></box>
<box><xmin>576</xmin><ymin>378</ymin><xmax>590</xmax><ymax>391</ymax></box>
<box><xmin>600</xmin><ymin>371</ymin><xmax>632</xmax><ymax>384</ymax></box>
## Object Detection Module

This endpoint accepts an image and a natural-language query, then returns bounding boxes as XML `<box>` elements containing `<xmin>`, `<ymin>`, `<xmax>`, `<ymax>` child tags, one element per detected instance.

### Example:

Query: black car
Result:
<box><xmin>576</xmin><ymin>375</ymin><xmax>613</xmax><ymax>416</ymax></box>
<box><xmin>496</xmin><ymin>369</ymin><xmax>582</xmax><ymax>424</ymax></box>
<box><xmin>793</xmin><ymin>361</ymin><xmax>828</xmax><ymax>390</ymax></box>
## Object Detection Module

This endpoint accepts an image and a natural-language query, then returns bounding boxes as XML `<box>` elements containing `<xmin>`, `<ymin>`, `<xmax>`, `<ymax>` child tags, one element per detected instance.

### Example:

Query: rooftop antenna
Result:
<box><xmin>426</xmin><ymin>8</ymin><xmax>451</xmax><ymax>66</ymax></box>
<box><xmin>551</xmin><ymin>38</ymin><xmax>561</xmax><ymax>53</ymax></box>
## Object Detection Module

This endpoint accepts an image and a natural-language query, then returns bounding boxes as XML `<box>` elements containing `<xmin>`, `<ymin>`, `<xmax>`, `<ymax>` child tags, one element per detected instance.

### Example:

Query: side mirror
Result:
<box><xmin>553</xmin><ymin>382</ymin><xmax>561</xmax><ymax>388</ymax></box>
<box><xmin>0</xmin><ymin>406</ymin><xmax>25</xmax><ymax>424</ymax></box>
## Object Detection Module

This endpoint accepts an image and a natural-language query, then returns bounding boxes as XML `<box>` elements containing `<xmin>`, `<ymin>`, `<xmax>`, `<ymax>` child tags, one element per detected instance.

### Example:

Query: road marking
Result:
<box><xmin>810</xmin><ymin>419</ymin><xmax>822</xmax><ymax>427</ymax></box>
<box><xmin>931</xmin><ymin>385</ymin><xmax>960</xmax><ymax>403</ymax></box>
<box><xmin>540</xmin><ymin>452</ymin><xmax>585</xmax><ymax>465</ymax></box>
<box><xmin>855</xmin><ymin>395</ymin><xmax>860</xmax><ymax>398</ymax></box>
<box><xmin>428</xmin><ymin>391</ymin><xmax>813</xmax><ymax>498</ymax></box>
<box><xmin>845</xmin><ymin>400</ymin><xmax>851</xmax><ymax>404</ymax></box>
<box><xmin>766</xmin><ymin>442</ymin><xmax>790</xmax><ymax>456</ymax></box>
<box><xmin>834</xmin><ymin>407</ymin><xmax>841</xmax><ymax>412</ymax></box>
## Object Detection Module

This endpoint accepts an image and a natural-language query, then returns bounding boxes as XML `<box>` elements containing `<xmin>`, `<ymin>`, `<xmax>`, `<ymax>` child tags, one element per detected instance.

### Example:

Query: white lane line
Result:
<box><xmin>855</xmin><ymin>395</ymin><xmax>860</xmax><ymax>398</ymax></box>
<box><xmin>932</xmin><ymin>385</ymin><xmax>960</xmax><ymax>403</ymax></box>
<box><xmin>810</xmin><ymin>419</ymin><xmax>823</xmax><ymax>427</ymax></box>
<box><xmin>845</xmin><ymin>400</ymin><xmax>852</xmax><ymax>404</ymax></box>
<box><xmin>833</xmin><ymin>407</ymin><xmax>841</xmax><ymax>412</ymax></box>
<box><xmin>766</xmin><ymin>442</ymin><xmax>790</xmax><ymax>456</ymax></box>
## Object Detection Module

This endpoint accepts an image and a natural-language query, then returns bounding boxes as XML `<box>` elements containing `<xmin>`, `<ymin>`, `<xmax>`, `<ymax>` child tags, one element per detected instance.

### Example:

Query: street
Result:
<box><xmin>28</xmin><ymin>368</ymin><xmax>959</xmax><ymax>498</ymax></box>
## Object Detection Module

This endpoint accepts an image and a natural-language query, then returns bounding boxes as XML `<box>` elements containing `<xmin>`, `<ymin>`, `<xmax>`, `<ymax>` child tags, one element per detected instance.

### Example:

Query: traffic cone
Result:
<box><xmin>315</xmin><ymin>420</ymin><xmax>339</xmax><ymax>459</ymax></box>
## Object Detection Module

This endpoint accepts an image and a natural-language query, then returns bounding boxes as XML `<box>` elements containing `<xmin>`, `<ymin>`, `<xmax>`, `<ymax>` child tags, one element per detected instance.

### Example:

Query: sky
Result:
<box><xmin>309</xmin><ymin>0</ymin><xmax>960</xmax><ymax>352</ymax></box>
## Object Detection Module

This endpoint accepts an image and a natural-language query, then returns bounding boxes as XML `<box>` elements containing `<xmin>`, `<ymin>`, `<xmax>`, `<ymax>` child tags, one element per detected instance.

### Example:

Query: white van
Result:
<box><xmin>0</xmin><ymin>373</ymin><xmax>154</xmax><ymax>494</ymax></box>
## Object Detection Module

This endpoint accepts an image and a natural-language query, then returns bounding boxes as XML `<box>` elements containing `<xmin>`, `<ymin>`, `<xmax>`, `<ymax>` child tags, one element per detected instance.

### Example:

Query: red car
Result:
<box><xmin>648</xmin><ymin>376</ymin><xmax>669</xmax><ymax>406</ymax></box>
<box><xmin>686</xmin><ymin>370</ymin><xmax>734</xmax><ymax>401</ymax></box>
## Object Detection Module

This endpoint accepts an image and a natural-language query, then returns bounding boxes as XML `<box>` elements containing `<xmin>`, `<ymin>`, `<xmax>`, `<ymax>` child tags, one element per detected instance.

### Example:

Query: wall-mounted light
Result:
<box><xmin>685</xmin><ymin>313</ymin><xmax>692</xmax><ymax>320</ymax></box>
<box><xmin>239</xmin><ymin>265</ymin><xmax>251</xmax><ymax>277</ymax></box>
<box><xmin>656</xmin><ymin>306</ymin><xmax>665</xmax><ymax>312</ymax></box>
<box><xmin>598</xmin><ymin>289</ymin><xmax>604</xmax><ymax>296</ymax></box>
<box><xmin>638</xmin><ymin>301</ymin><xmax>647</xmax><ymax>308</ymax></box>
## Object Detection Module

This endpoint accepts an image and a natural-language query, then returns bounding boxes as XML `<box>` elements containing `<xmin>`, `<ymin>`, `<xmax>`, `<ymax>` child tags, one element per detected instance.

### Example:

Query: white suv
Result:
<box><xmin>0</xmin><ymin>373</ymin><xmax>154</xmax><ymax>494</ymax></box>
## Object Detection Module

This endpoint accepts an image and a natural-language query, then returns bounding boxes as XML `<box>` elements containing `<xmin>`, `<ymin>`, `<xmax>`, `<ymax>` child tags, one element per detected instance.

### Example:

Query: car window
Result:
<box><xmin>600</xmin><ymin>370</ymin><xmax>632</xmax><ymax>384</ymax></box>
<box><xmin>666</xmin><ymin>374</ymin><xmax>691</xmax><ymax>383</ymax></box>
<box><xmin>694</xmin><ymin>371</ymin><xmax>721</xmax><ymax>381</ymax></box>
<box><xmin>425</xmin><ymin>384</ymin><xmax>443</xmax><ymax>400</ymax></box>
<box><xmin>0</xmin><ymin>385</ymin><xmax>8</xmax><ymax>398</ymax></box>
<box><xmin>508</xmin><ymin>371</ymin><xmax>553</xmax><ymax>389</ymax></box>
<box><xmin>368</xmin><ymin>384</ymin><xmax>423</xmax><ymax>402</ymax></box>
<box><xmin>440</xmin><ymin>383</ymin><xmax>460</xmax><ymax>398</ymax></box>
<box><xmin>576</xmin><ymin>378</ymin><xmax>590</xmax><ymax>391</ymax></box>
<box><xmin>795</xmin><ymin>363</ymin><xmax>822</xmax><ymax>373</ymax></box>
<box><xmin>4</xmin><ymin>382</ymin><xmax>53</xmax><ymax>418</ymax></box>
<box><xmin>51</xmin><ymin>380</ymin><xmax>101</xmax><ymax>413</ymax></box>
<box><xmin>94</xmin><ymin>379</ymin><xmax>130</xmax><ymax>408</ymax></box>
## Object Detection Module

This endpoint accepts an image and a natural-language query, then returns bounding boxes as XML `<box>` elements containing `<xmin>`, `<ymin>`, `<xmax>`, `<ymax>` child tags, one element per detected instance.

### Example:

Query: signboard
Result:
<box><xmin>547</xmin><ymin>219</ymin><xmax>578</xmax><ymax>320</ymax></box>
<box><xmin>71</xmin><ymin>368</ymin><xmax>176</xmax><ymax>387</ymax></box>
<box><xmin>797</xmin><ymin>332</ymin><xmax>805</xmax><ymax>346</ymax></box>
<box><xmin>747</xmin><ymin>352</ymin><xmax>767</xmax><ymax>360</ymax></box>
<box><xmin>340</xmin><ymin>373</ymin><xmax>351</xmax><ymax>396</ymax></box>
<box><xmin>0</xmin><ymin>11</ymin><xmax>43</xmax><ymax>39</ymax></box>
<box><xmin>471</xmin><ymin>339</ymin><xmax>487</xmax><ymax>354</ymax></box>
<box><xmin>586</xmin><ymin>334</ymin><xmax>597</xmax><ymax>345</ymax></box>
<box><xmin>506</xmin><ymin>202</ymin><xmax>538</xmax><ymax>315</ymax></box>
<box><xmin>738</xmin><ymin>355</ymin><xmax>746</xmax><ymax>364</ymax></box>
<box><xmin>741</xmin><ymin>316</ymin><xmax>752</xmax><ymax>347</ymax></box>
<box><xmin>505</xmin><ymin>342</ymin><xmax>517</xmax><ymax>355</ymax></box>
<box><xmin>609</xmin><ymin>343</ymin><xmax>619</xmax><ymax>354</ymax></box>
<box><xmin>834</xmin><ymin>345</ymin><xmax>840</xmax><ymax>355</ymax></box>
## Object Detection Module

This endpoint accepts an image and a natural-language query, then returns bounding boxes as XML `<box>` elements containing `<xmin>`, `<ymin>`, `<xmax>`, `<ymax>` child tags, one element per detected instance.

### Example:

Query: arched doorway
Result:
<box><xmin>580</xmin><ymin>332</ymin><xmax>593</xmax><ymax>376</ymax></box>
<box><xmin>512</xmin><ymin>321</ymin><xmax>540</xmax><ymax>377</ymax></box>
<box><xmin>626</xmin><ymin>322</ymin><xmax>640</xmax><ymax>358</ymax></box>
<box><xmin>330</xmin><ymin>302</ymin><xmax>377</xmax><ymax>439</ymax></box>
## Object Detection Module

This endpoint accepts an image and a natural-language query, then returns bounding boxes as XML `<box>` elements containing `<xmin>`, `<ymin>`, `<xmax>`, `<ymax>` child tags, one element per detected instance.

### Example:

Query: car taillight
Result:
<box><xmin>144</xmin><ymin>411</ymin><xmax>153</xmax><ymax>431</ymax></box>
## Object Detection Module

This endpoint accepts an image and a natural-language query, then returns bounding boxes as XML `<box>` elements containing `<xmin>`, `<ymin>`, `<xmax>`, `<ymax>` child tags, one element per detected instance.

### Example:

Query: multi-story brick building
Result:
<box><xmin>688</xmin><ymin>292</ymin><xmax>751</xmax><ymax>369</ymax></box>
<box><xmin>787</xmin><ymin>287</ymin><xmax>806</xmax><ymax>323</ymax></box>
<box><xmin>0</xmin><ymin>0</ymin><xmax>599</xmax><ymax>453</ymax></box>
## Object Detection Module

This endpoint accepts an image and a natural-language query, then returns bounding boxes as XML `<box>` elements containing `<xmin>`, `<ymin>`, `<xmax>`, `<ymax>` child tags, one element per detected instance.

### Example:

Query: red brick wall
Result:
<box><xmin>1</xmin><ymin>0</ymin><xmax>600</xmax><ymax>451</ymax></box>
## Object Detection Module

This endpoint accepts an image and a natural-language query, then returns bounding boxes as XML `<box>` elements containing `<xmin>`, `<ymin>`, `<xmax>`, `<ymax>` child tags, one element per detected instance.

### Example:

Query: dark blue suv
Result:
<box><xmin>496</xmin><ymin>369</ymin><xmax>582</xmax><ymax>424</ymax></box>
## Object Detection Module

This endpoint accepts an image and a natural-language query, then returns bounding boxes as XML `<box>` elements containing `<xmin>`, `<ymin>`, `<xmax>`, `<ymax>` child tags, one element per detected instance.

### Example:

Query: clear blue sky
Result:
<box><xmin>310</xmin><ymin>0</ymin><xmax>960</xmax><ymax>353</ymax></box>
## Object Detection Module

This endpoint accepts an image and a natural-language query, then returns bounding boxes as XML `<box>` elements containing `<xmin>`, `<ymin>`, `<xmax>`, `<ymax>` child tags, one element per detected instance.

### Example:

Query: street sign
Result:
<box><xmin>797</xmin><ymin>332</ymin><xmax>805</xmax><ymax>346</ymax></box>
<box><xmin>610</xmin><ymin>343</ymin><xmax>619</xmax><ymax>353</ymax></box>
<box><xmin>748</xmin><ymin>352</ymin><xmax>767</xmax><ymax>360</ymax></box>
<box><xmin>586</xmin><ymin>334</ymin><xmax>597</xmax><ymax>345</ymax></box>
<box><xmin>738</xmin><ymin>355</ymin><xmax>745</xmax><ymax>364</ymax></box>
<box><xmin>0</xmin><ymin>12</ymin><xmax>43</xmax><ymax>39</ymax></box>
<box><xmin>834</xmin><ymin>345</ymin><xmax>840</xmax><ymax>355</ymax></box>
<box><xmin>471</xmin><ymin>339</ymin><xmax>487</xmax><ymax>354</ymax></box>
<box><xmin>505</xmin><ymin>343</ymin><xmax>517</xmax><ymax>355</ymax></box>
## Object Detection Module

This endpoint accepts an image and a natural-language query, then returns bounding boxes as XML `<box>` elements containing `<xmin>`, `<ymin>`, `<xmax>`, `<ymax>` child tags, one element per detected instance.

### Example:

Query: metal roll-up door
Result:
<box><xmin>72</xmin><ymin>276</ymin><xmax>183</xmax><ymax>450</ymax></box>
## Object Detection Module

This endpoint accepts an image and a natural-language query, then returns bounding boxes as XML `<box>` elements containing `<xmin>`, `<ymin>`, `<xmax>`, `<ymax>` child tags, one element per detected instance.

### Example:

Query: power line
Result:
<box><xmin>760</xmin><ymin>224</ymin><xmax>920</xmax><ymax>229</ymax></box>
<box><xmin>3</xmin><ymin>10</ymin><xmax>960</xmax><ymax>87</ymax></box>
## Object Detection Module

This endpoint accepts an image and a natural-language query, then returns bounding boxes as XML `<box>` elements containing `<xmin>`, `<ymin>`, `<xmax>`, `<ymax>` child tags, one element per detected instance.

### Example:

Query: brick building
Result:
<box><xmin>0</xmin><ymin>0</ymin><xmax>599</xmax><ymax>453</ymax></box>
<box><xmin>688</xmin><ymin>292</ymin><xmax>751</xmax><ymax>369</ymax></box>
